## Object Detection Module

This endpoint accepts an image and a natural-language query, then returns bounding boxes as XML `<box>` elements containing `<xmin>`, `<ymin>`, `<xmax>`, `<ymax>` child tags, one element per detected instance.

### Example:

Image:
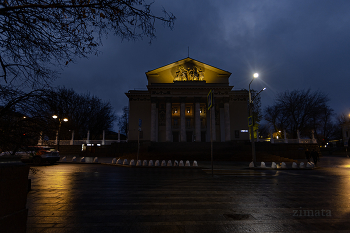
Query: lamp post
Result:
<box><xmin>52</xmin><ymin>115</ymin><xmax>68</xmax><ymax>152</ymax></box>
<box><xmin>248</xmin><ymin>73</ymin><xmax>266</xmax><ymax>166</ymax></box>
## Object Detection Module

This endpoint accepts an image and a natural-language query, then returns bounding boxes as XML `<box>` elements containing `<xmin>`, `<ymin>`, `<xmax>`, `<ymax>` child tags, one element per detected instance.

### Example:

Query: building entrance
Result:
<box><xmin>186</xmin><ymin>132</ymin><xmax>193</xmax><ymax>142</ymax></box>
<box><xmin>173</xmin><ymin>132</ymin><xmax>179</xmax><ymax>142</ymax></box>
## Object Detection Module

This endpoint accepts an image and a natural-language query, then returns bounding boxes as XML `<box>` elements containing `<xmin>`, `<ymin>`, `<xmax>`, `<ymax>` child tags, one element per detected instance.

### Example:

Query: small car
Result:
<box><xmin>22</xmin><ymin>146</ymin><xmax>60</xmax><ymax>165</ymax></box>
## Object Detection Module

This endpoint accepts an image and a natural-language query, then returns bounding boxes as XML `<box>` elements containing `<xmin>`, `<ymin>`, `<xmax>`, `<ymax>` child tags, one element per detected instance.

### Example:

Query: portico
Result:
<box><xmin>126</xmin><ymin>57</ymin><xmax>249</xmax><ymax>142</ymax></box>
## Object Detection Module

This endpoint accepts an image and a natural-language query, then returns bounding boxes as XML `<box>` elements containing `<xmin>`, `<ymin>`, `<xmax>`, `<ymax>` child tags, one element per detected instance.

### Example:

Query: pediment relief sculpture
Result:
<box><xmin>174</xmin><ymin>65</ymin><xmax>204</xmax><ymax>81</ymax></box>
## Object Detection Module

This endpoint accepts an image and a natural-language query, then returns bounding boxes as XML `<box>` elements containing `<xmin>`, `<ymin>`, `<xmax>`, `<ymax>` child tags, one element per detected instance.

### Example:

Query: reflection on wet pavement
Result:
<box><xmin>26</xmin><ymin>156</ymin><xmax>350</xmax><ymax>232</ymax></box>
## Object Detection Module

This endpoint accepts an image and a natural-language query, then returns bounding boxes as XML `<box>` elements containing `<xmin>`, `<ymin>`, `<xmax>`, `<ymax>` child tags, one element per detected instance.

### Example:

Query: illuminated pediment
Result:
<box><xmin>146</xmin><ymin>57</ymin><xmax>231</xmax><ymax>85</ymax></box>
<box><xmin>174</xmin><ymin>63</ymin><xmax>204</xmax><ymax>81</ymax></box>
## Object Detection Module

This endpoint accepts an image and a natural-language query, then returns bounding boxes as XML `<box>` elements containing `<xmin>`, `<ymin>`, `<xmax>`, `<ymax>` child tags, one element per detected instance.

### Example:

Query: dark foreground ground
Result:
<box><xmin>26</xmin><ymin>156</ymin><xmax>350</xmax><ymax>232</ymax></box>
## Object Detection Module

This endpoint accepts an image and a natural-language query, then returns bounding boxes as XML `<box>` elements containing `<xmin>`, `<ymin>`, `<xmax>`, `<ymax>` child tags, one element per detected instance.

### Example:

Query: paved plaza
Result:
<box><xmin>26</xmin><ymin>156</ymin><xmax>350</xmax><ymax>232</ymax></box>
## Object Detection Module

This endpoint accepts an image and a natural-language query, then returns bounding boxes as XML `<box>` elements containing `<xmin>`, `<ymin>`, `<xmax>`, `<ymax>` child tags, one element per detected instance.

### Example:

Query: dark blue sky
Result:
<box><xmin>54</xmin><ymin>0</ymin><xmax>350</xmax><ymax>131</ymax></box>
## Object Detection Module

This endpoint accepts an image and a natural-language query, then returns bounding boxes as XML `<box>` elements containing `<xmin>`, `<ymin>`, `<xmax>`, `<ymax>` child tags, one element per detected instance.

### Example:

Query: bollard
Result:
<box><xmin>72</xmin><ymin>156</ymin><xmax>77</xmax><ymax>162</ymax></box>
<box><xmin>123</xmin><ymin>159</ymin><xmax>129</xmax><ymax>165</ymax></box>
<box><xmin>130</xmin><ymin>159</ymin><xmax>135</xmax><ymax>166</ymax></box>
<box><xmin>249</xmin><ymin>162</ymin><xmax>254</xmax><ymax>168</ymax></box>
<box><xmin>271</xmin><ymin>162</ymin><xmax>277</xmax><ymax>168</ymax></box>
<box><xmin>174</xmin><ymin>160</ymin><xmax>179</xmax><ymax>166</ymax></box>
<box><xmin>167</xmin><ymin>160</ymin><xmax>172</xmax><ymax>166</ymax></box>
<box><xmin>136</xmin><ymin>160</ymin><xmax>142</xmax><ymax>166</ymax></box>
<box><xmin>299</xmin><ymin>162</ymin><xmax>305</xmax><ymax>168</ymax></box>
<box><xmin>260</xmin><ymin>162</ymin><xmax>266</xmax><ymax>168</ymax></box>
<box><xmin>93</xmin><ymin>157</ymin><xmax>98</xmax><ymax>163</ymax></box>
<box><xmin>193</xmin><ymin>160</ymin><xmax>198</xmax><ymax>167</ymax></box>
<box><xmin>179</xmin><ymin>160</ymin><xmax>184</xmax><ymax>166</ymax></box>
<box><xmin>292</xmin><ymin>162</ymin><xmax>298</xmax><ymax>168</ymax></box>
<box><xmin>116</xmin><ymin>158</ymin><xmax>122</xmax><ymax>165</ymax></box>
<box><xmin>281</xmin><ymin>162</ymin><xmax>287</xmax><ymax>168</ymax></box>
<box><xmin>112</xmin><ymin>158</ymin><xmax>117</xmax><ymax>164</ymax></box>
<box><xmin>161</xmin><ymin>160</ymin><xmax>166</xmax><ymax>166</ymax></box>
<box><xmin>61</xmin><ymin>156</ymin><xmax>66</xmax><ymax>162</ymax></box>
<box><xmin>148</xmin><ymin>160</ymin><xmax>154</xmax><ymax>166</ymax></box>
<box><xmin>155</xmin><ymin>160</ymin><xmax>160</xmax><ymax>166</ymax></box>
<box><xmin>185</xmin><ymin>160</ymin><xmax>190</xmax><ymax>167</ymax></box>
<box><xmin>80</xmin><ymin>157</ymin><xmax>85</xmax><ymax>162</ymax></box>
<box><xmin>143</xmin><ymin>160</ymin><xmax>148</xmax><ymax>166</ymax></box>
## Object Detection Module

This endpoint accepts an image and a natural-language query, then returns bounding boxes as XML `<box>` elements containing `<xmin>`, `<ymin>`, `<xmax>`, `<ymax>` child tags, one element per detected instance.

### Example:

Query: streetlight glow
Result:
<box><xmin>253</xmin><ymin>73</ymin><xmax>259</xmax><ymax>78</ymax></box>
<box><xmin>63</xmin><ymin>118</ymin><xmax>68</xmax><ymax>122</ymax></box>
<box><xmin>52</xmin><ymin>115</ymin><xmax>58</xmax><ymax>119</ymax></box>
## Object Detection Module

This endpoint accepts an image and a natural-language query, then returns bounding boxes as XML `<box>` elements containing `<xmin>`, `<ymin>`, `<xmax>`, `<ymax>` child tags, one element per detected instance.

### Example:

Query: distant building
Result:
<box><xmin>342</xmin><ymin>121</ymin><xmax>350</xmax><ymax>146</ymax></box>
<box><xmin>125</xmin><ymin>57</ymin><xmax>249</xmax><ymax>142</ymax></box>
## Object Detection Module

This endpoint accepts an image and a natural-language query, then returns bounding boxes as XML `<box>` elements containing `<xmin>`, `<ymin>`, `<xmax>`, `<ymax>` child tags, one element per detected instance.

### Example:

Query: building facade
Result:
<box><xmin>126</xmin><ymin>57</ymin><xmax>249</xmax><ymax>142</ymax></box>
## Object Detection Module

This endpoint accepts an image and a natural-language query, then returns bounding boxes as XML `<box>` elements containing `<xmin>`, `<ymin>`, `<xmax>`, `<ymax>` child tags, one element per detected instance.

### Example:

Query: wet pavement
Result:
<box><xmin>26</xmin><ymin>156</ymin><xmax>350</xmax><ymax>232</ymax></box>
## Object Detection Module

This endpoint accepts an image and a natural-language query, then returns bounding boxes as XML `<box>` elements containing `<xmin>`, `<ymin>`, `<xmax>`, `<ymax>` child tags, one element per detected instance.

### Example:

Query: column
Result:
<box><xmin>70</xmin><ymin>130</ymin><xmax>75</xmax><ymax>145</ymax></box>
<box><xmin>180</xmin><ymin>98</ymin><xmax>186</xmax><ymax>142</ymax></box>
<box><xmin>211</xmin><ymin>106</ymin><xmax>216</xmax><ymax>141</ymax></box>
<box><xmin>206</xmin><ymin>106</ymin><xmax>210</xmax><ymax>142</ymax></box>
<box><xmin>55</xmin><ymin>130</ymin><xmax>59</xmax><ymax>145</ymax></box>
<box><xmin>102</xmin><ymin>130</ymin><xmax>105</xmax><ymax>145</ymax></box>
<box><xmin>312</xmin><ymin>130</ymin><xmax>316</xmax><ymax>143</ymax></box>
<box><xmin>150</xmin><ymin>99</ymin><xmax>157</xmax><ymax>142</ymax></box>
<box><xmin>194</xmin><ymin>101</ymin><xmax>201</xmax><ymax>142</ymax></box>
<box><xmin>270</xmin><ymin>129</ymin><xmax>274</xmax><ymax>143</ymax></box>
<box><xmin>284</xmin><ymin>130</ymin><xmax>288</xmax><ymax>143</ymax></box>
<box><xmin>220</xmin><ymin>107</ymin><xmax>225</xmax><ymax>142</ymax></box>
<box><xmin>224</xmin><ymin>102</ymin><xmax>231</xmax><ymax>141</ymax></box>
<box><xmin>165</xmin><ymin>99</ymin><xmax>172</xmax><ymax>142</ymax></box>
<box><xmin>38</xmin><ymin>131</ymin><xmax>43</xmax><ymax>145</ymax></box>
<box><xmin>86</xmin><ymin>130</ymin><xmax>90</xmax><ymax>144</ymax></box>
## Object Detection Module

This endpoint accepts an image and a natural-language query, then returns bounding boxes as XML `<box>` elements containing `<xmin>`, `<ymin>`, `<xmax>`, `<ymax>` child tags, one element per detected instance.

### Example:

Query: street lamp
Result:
<box><xmin>52</xmin><ymin>115</ymin><xmax>68</xmax><ymax>152</ymax></box>
<box><xmin>248</xmin><ymin>73</ymin><xmax>266</xmax><ymax>166</ymax></box>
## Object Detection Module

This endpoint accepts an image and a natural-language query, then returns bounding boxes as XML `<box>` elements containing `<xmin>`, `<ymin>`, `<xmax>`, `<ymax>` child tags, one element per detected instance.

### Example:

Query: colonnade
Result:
<box><xmin>150</xmin><ymin>98</ymin><xmax>231</xmax><ymax>142</ymax></box>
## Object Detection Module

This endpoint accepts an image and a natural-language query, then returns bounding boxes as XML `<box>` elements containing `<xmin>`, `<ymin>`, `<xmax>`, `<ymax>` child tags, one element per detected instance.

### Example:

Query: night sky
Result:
<box><xmin>54</xmin><ymin>0</ymin><xmax>350</xmax><ymax>131</ymax></box>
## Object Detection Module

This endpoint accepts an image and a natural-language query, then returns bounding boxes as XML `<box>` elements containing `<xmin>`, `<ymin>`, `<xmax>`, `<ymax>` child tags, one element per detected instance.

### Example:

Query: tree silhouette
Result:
<box><xmin>0</xmin><ymin>0</ymin><xmax>175</xmax><ymax>86</ymax></box>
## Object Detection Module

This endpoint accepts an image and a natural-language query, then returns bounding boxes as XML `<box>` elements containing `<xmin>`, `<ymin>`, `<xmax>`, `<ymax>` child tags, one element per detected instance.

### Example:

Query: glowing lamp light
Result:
<box><xmin>63</xmin><ymin>118</ymin><xmax>68</xmax><ymax>122</ymax></box>
<box><xmin>52</xmin><ymin>115</ymin><xmax>58</xmax><ymax>119</ymax></box>
<box><xmin>253</xmin><ymin>73</ymin><xmax>259</xmax><ymax>78</ymax></box>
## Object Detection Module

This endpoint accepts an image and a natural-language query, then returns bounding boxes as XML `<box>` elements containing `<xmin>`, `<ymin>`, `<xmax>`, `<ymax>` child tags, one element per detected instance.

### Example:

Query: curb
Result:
<box><xmin>247</xmin><ymin>167</ymin><xmax>316</xmax><ymax>170</ymax></box>
<box><xmin>57</xmin><ymin>162</ymin><xmax>101</xmax><ymax>164</ymax></box>
<box><xmin>101</xmin><ymin>163</ymin><xmax>202</xmax><ymax>169</ymax></box>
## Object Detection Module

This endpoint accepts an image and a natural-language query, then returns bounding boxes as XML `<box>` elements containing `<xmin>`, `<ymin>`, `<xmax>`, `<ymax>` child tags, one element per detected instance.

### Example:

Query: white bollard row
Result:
<box><xmin>111</xmin><ymin>159</ymin><xmax>198</xmax><ymax>167</ymax></box>
<box><xmin>80</xmin><ymin>157</ymin><xmax>85</xmax><ymax>162</ymax></box>
<box><xmin>250</xmin><ymin>161</ymin><xmax>315</xmax><ymax>169</ymax></box>
<box><xmin>93</xmin><ymin>157</ymin><xmax>98</xmax><ymax>163</ymax></box>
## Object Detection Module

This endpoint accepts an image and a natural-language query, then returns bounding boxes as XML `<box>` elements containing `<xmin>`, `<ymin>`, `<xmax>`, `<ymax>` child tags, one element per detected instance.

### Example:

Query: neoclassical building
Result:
<box><xmin>126</xmin><ymin>57</ymin><xmax>249</xmax><ymax>142</ymax></box>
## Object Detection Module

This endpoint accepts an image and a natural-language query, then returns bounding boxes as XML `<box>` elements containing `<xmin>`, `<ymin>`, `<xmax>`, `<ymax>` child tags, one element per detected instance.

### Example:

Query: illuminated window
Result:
<box><xmin>241</xmin><ymin>130</ymin><xmax>248</xmax><ymax>133</ymax></box>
